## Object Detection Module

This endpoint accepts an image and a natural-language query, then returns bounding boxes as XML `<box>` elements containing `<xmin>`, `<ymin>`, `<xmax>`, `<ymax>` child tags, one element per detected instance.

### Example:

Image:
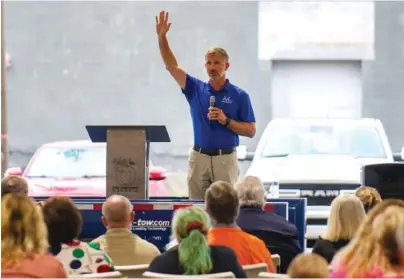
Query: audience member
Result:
<box><xmin>206</xmin><ymin>181</ymin><xmax>275</xmax><ymax>272</ymax></box>
<box><xmin>312</xmin><ymin>194</ymin><xmax>365</xmax><ymax>263</ymax></box>
<box><xmin>1</xmin><ymin>194</ymin><xmax>67</xmax><ymax>278</ymax></box>
<box><xmin>1</xmin><ymin>175</ymin><xmax>28</xmax><ymax>198</ymax></box>
<box><xmin>147</xmin><ymin>206</ymin><xmax>247</xmax><ymax>277</ymax></box>
<box><xmin>396</xmin><ymin>213</ymin><xmax>404</xmax><ymax>266</ymax></box>
<box><xmin>287</xmin><ymin>253</ymin><xmax>329</xmax><ymax>278</ymax></box>
<box><xmin>330</xmin><ymin>199</ymin><xmax>404</xmax><ymax>278</ymax></box>
<box><xmin>92</xmin><ymin>195</ymin><xmax>160</xmax><ymax>265</ymax></box>
<box><xmin>355</xmin><ymin>185</ymin><xmax>382</xmax><ymax>213</ymax></box>
<box><xmin>42</xmin><ymin>196</ymin><xmax>114</xmax><ymax>275</ymax></box>
<box><xmin>235</xmin><ymin>176</ymin><xmax>302</xmax><ymax>273</ymax></box>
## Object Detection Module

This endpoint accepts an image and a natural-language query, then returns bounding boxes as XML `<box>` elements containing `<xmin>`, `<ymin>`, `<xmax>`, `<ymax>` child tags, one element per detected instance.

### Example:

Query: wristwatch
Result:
<box><xmin>224</xmin><ymin>117</ymin><xmax>231</xmax><ymax>127</ymax></box>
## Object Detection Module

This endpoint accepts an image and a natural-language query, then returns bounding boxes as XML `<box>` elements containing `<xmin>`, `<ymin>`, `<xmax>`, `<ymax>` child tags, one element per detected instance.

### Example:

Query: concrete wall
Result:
<box><xmin>362</xmin><ymin>1</ymin><xmax>404</xmax><ymax>151</ymax></box>
<box><xmin>4</xmin><ymin>1</ymin><xmax>261</xmax><ymax>167</ymax></box>
<box><xmin>4</xmin><ymin>1</ymin><xmax>404</xmax><ymax>169</ymax></box>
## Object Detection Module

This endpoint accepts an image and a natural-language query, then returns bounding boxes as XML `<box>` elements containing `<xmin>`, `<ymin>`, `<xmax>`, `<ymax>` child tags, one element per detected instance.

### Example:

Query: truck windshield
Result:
<box><xmin>26</xmin><ymin>146</ymin><xmax>107</xmax><ymax>178</ymax></box>
<box><xmin>261</xmin><ymin>124</ymin><xmax>387</xmax><ymax>159</ymax></box>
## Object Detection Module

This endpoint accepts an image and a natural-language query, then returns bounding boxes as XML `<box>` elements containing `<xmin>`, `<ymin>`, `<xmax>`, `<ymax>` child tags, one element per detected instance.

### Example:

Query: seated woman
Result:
<box><xmin>355</xmin><ymin>185</ymin><xmax>382</xmax><ymax>213</ymax></box>
<box><xmin>41</xmin><ymin>196</ymin><xmax>114</xmax><ymax>276</ymax></box>
<box><xmin>1</xmin><ymin>195</ymin><xmax>67</xmax><ymax>278</ymax></box>
<box><xmin>330</xmin><ymin>199</ymin><xmax>404</xmax><ymax>278</ymax></box>
<box><xmin>147</xmin><ymin>206</ymin><xmax>247</xmax><ymax>277</ymax></box>
<box><xmin>312</xmin><ymin>194</ymin><xmax>366</xmax><ymax>263</ymax></box>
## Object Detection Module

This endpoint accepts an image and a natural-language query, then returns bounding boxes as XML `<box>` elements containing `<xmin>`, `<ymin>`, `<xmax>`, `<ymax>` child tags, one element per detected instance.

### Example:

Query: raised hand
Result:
<box><xmin>155</xmin><ymin>10</ymin><xmax>172</xmax><ymax>37</ymax></box>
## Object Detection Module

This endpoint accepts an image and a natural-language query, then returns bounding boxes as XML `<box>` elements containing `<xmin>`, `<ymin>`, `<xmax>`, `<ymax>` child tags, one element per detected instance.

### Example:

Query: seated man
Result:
<box><xmin>92</xmin><ymin>195</ymin><xmax>160</xmax><ymax>265</ymax></box>
<box><xmin>235</xmin><ymin>176</ymin><xmax>302</xmax><ymax>273</ymax></box>
<box><xmin>206</xmin><ymin>181</ymin><xmax>275</xmax><ymax>272</ymax></box>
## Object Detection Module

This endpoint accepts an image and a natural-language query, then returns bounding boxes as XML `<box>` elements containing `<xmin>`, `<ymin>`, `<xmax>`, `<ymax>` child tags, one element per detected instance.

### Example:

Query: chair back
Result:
<box><xmin>258</xmin><ymin>272</ymin><xmax>288</xmax><ymax>278</ymax></box>
<box><xmin>80</xmin><ymin>271</ymin><xmax>123</xmax><ymax>278</ymax></box>
<box><xmin>242</xmin><ymin>263</ymin><xmax>268</xmax><ymax>278</ymax></box>
<box><xmin>114</xmin><ymin>264</ymin><xmax>149</xmax><ymax>277</ymax></box>
<box><xmin>142</xmin><ymin>271</ymin><xmax>235</xmax><ymax>278</ymax></box>
<box><xmin>271</xmin><ymin>254</ymin><xmax>281</xmax><ymax>271</ymax></box>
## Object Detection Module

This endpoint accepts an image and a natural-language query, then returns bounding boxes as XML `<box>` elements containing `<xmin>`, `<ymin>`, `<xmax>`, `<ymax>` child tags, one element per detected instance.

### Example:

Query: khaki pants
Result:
<box><xmin>187</xmin><ymin>149</ymin><xmax>239</xmax><ymax>200</ymax></box>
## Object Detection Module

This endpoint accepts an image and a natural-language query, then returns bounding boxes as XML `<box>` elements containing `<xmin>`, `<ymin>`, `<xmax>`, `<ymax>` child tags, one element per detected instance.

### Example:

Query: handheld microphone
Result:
<box><xmin>210</xmin><ymin>96</ymin><xmax>215</xmax><ymax>109</ymax></box>
<box><xmin>209</xmin><ymin>96</ymin><xmax>215</xmax><ymax>123</ymax></box>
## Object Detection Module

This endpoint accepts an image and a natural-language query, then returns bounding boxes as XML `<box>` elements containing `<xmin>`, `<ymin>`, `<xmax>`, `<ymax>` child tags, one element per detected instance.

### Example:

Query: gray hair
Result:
<box><xmin>235</xmin><ymin>176</ymin><xmax>265</xmax><ymax>208</ymax></box>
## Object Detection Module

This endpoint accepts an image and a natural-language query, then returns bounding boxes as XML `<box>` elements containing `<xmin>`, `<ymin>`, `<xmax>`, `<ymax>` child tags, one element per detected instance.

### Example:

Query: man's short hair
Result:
<box><xmin>102</xmin><ymin>195</ymin><xmax>132</xmax><ymax>224</ymax></box>
<box><xmin>1</xmin><ymin>176</ymin><xmax>28</xmax><ymax>198</ymax></box>
<box><xmin>205</xmin><ymin>181</ymin><xmax>239</xmax><ymax>224</ymax></box>
<box><xmin>206</xmin><ymin>47</ymin><xmax>229</xmax><ymax>61</ymax></box>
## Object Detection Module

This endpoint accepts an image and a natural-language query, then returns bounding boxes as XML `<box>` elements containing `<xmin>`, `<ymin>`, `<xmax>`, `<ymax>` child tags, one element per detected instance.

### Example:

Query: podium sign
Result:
<box><xmin>106</xmin><ymin>128</ymin><xmax>146</xmax><ymax>199</ymax></box>
<box><xmin>86</xmin><ymin>125</ymin><xmax>171</xmax><ymax>200</ymax></box>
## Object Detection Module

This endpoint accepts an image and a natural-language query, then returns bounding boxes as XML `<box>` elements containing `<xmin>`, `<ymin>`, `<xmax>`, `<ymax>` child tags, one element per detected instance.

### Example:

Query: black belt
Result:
<box><xmin>193</xmin><ymin>145</ymin><xmax>235</xmax><ymax>156</ymax></box>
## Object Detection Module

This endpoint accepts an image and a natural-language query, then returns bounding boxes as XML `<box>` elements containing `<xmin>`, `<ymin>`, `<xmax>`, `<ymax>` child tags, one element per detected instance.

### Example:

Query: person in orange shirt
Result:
<box><xmin>205</xmin><ymin>180</ymin><xmax>275</xmax><ymax>273</ymax></box>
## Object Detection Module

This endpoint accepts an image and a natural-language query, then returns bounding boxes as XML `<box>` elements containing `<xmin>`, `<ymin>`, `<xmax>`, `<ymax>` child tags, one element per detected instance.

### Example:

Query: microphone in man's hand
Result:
<box><xmin>209</xmin><ymin>96</ymin><xmax>215</xmax><ymax>123</ymax></box>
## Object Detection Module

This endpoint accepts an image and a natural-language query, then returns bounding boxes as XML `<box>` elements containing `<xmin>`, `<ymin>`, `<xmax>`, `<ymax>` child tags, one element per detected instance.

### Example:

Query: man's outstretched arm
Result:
<box><xmin>156</xmin><ymin>11</ymin><xmax>187</xmax><ymax>89</ymax></box>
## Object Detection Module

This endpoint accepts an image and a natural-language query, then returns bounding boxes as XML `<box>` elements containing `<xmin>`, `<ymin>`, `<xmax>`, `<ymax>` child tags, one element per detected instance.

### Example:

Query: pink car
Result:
<box><xmin>5</xmin><ymin>140</ymin><xmax>168</xmax><ymax>197</ymax></box>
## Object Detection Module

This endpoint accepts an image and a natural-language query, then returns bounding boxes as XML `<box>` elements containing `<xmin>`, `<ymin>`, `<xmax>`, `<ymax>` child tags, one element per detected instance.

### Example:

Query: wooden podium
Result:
<box><xmin>86</xmin><ymin>125</ymin><xmax>170</xmax><ymax>200</ymax></box>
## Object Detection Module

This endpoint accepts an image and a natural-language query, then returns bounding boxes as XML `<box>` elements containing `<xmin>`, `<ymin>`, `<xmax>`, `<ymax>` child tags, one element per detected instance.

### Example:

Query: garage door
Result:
<box><xmin>271</xmin><ymin>61</ymin><xmax>362</xmax><ymax>119</ymax></box>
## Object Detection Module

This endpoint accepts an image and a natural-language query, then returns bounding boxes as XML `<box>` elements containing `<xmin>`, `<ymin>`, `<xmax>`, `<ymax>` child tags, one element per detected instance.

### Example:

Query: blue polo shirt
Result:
<box><xmin>181</xmin><ymin>74</ymin><xmax>256</xmax><ymax>149</ymax></box>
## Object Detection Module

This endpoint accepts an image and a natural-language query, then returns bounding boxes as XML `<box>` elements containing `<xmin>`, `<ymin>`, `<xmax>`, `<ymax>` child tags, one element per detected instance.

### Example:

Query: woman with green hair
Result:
<box><xmin>147</xmin><ymin>206</ymin><xmax>246</xmax><ymax>277</ymax></box>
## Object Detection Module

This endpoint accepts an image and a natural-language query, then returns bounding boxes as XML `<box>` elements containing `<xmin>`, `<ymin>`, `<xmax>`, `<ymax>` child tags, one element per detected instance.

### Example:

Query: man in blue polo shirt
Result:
<box><xmin>156</xmin><ymin>10</ymin><xmax>256</xmax><ymax>199</ymax></box>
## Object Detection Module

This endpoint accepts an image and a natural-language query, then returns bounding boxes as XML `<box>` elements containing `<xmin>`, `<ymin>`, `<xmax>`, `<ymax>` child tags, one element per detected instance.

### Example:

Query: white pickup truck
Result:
<box><xmin>243</xmin><ymin>118</ymin><xmax>396</xmax><ymax>248</ymax></box>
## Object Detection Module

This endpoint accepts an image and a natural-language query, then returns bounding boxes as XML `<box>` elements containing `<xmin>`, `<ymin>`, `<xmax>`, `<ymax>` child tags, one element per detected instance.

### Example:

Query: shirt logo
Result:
<box><xmin>222</xmin><ymin>96</ymin><xmax>233</xmax><ymax>104</ymax></box>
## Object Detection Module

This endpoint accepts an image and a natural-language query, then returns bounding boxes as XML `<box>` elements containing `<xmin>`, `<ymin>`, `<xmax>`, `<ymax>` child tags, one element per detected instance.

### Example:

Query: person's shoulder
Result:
<box><xmin>209</xmin><ymin>245</ymin><xmax>239</xmax><ymax>260</ymax></box>
<box><xmin>227</xmin><ymin>82</ymin><xmax>250</xmax><ymax>97</ymax></box>
<box><xmin>41</xmin><ymin>252</ymin><xmax>62</xmax><ymax>261</ymax></box>
<box><xmin>313</xmin><ymin>238</ymin><xmax>334</xmax><ymax>247</ymax></box>
<box><xmin>243</xmin><ymin>230</ymin><xmax>268</xmax><ymax>248</ymax></box>
<box><xmin>40</xmin><ymin>253</ymin><xmax>67</xmax><ymax>269</ymax></box>
<box><xmin>135</xmin><ymin>235</ymin><xmax>161</xmax><ymax>251</ymax></box>
<box><xmin>209</xmin><ymin>245</ymin><xmax>236</xmax><ymax>254</ymax></box>
<box><xmin>149</xmin><ymin>249</ymin><xmax>178</xmax><ymax>266</ymax></box>
<box><xmin>187</xmin><ymin>73</ymin><xmax>208</xmax><ymax>86</ymax></box>
<box><xmin>267</xmin><ymin>211</ymin><xmax>298</xmax><ymax>231</ymax></box>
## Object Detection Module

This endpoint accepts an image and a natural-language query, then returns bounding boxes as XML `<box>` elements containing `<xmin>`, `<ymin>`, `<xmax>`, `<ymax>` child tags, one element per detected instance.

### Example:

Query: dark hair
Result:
<box><xmin>205</xmin><ymin>181</ymin><xmax>239</xmax><ymax>224</ymax></box>
<box><xmin>1</xmin><ymin>176</ymin><xmax>28</xmax><ymax>198</ymax></box>
<box><xmin>41</xmin><ymin>197</ymin><xmax>82</xmax><ymax>254</ymax></box>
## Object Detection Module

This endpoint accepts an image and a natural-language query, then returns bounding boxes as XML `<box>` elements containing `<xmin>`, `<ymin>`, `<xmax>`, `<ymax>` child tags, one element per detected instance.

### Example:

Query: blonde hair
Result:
<box><xmin>396</xmin><ymin>214</ymin><xmax>404</xmax><ymax>251</ymax></box>
<box><xmin>287</xmin><ymin>253</ymin><xmax>329</xmax><ymax>278</ymax></box>
<box><xmin>337</xmin><ymin>199</ymin><xmax>404</xmax><ymax>277</ymax></box>
<box><xmin>1</xmin><ymin>194</ymin><xmax>48</xmax><ymax>268</ymax></box>
<box><xmin>371</xmin><ymin>206</ymin><xmax>404</xmax><ymax>266</ymax></box>
<box><xmin>236</xmin><ymin>176</ymin><xmax>265</xmax><ymax>208</ymax></box>
<box><xmin>355</xmin><ymin>186</ymin><xmax>382</xmax><ymax>213</ymax></box>
<box><xmin>1</xmin><ymin>175</ymin><xmax>28</xmax><ymax>197</ymax></box>
<box><xmin>323</xmin><ymin>194</ymin><xmax>366</xmax><ymax>241</ymax></box>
